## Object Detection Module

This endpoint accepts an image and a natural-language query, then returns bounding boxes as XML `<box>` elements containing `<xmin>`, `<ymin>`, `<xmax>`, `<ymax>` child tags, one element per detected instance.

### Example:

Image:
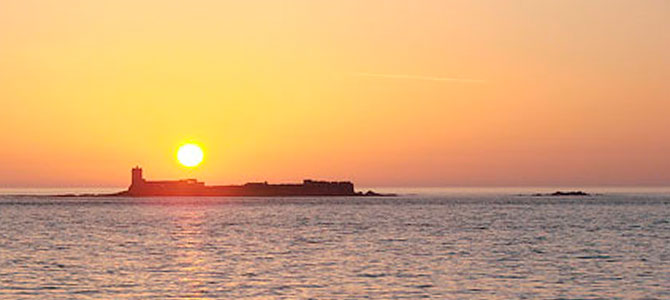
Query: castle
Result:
<box><xmin>121</xmin><ymin>167</ymin><xmax>358</xmax><ymax>197</ymax></box>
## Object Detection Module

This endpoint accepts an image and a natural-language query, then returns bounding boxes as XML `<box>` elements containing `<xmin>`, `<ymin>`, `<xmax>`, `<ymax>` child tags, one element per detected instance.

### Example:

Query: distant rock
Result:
<box><xmin>531</xmin><ymin>191</ymin><xmax>591</xmax><ymax>197</ymax></box>
<box><xmin>358</xmin><ymin>190</ymin><xmax>397</xmax><ymax>197</ymax></box>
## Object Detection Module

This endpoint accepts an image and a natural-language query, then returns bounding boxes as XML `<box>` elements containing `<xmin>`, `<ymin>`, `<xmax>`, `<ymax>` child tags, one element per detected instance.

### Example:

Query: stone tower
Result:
<box><xmin>131</xmin><ymin>166</ymin><xmax>144</xmax><ymax>186</ymax></box>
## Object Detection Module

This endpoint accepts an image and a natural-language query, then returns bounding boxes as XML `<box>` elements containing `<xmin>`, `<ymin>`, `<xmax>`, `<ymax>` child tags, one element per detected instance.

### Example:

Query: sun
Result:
<box><xmin>177</xmin><ymin>144</ymin><xmax>204</xmax><ymax>167</ymax></box>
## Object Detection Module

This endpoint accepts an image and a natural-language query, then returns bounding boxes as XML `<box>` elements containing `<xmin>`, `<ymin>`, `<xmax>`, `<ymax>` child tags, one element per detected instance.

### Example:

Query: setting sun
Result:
<box><xmin>177</xmin><ymin>144</ymin><xmax>204</xmax><ymax>168</ymax></box>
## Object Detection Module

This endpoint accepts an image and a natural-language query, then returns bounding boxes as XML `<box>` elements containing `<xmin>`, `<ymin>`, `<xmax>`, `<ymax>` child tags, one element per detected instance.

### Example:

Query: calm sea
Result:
<box><xmin>0</xmin><ymin>188</ymin><xmax>668</xmax><ymax>299</ymax></box>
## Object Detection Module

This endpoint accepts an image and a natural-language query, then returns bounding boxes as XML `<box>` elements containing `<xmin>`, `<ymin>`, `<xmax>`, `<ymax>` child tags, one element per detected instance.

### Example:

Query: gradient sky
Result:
<box><xmin>1</xmin><ymin>0</ymin><xmax>669</xmax><ymax>187</ymax></box>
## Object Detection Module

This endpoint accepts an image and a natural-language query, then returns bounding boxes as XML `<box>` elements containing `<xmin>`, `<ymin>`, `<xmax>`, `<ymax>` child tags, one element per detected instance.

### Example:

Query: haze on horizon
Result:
<box><xmin>1</xmin><ymin>0</ymin><xmax>669</xmax><ymax>188</ymax></box>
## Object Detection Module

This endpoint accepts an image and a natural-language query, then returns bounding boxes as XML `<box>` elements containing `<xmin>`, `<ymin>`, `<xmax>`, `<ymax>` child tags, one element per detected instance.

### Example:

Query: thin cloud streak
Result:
<box><xmin>354</xmin><ymin>72</ymin><xmax>486</xmax><ymax>83</ymax></box>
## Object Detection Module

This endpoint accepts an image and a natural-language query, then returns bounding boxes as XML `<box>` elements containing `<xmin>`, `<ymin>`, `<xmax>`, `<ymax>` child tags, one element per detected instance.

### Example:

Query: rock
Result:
<box><xmin>532</xmin><ymin>191</ymin><xmax>591</xmax><ymax>197</ymax></box>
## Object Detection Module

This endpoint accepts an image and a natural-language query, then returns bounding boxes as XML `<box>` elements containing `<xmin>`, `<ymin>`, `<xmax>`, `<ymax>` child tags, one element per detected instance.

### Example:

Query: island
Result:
<box><xmin>86</xmin><ymin>167</ymin><xmax>392</xmax><ymax>197</ymax></box>
<box><xmin>531</xmin><ymin>191</ymin><xmax>592</xmax><ymax>197</ymax></box>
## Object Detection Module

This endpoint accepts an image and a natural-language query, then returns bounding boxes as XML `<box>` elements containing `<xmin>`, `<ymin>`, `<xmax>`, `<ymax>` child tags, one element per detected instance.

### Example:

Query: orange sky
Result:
<box><xmin>1</xmin><ymin>0</ymin><xmax>669</xmax><ymax>187</ymax></box>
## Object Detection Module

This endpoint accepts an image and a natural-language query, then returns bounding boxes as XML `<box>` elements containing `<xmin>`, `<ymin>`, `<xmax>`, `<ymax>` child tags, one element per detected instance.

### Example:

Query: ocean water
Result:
<box><xmin>0</xmin><ymin>189</ymin><xmax>668</xmax><ymax>299</ymax></box>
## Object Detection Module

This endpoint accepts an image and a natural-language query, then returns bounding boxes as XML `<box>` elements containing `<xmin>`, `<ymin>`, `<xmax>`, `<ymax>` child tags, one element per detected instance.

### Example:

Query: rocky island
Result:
<box><xmin>531</xmin><ymin>191</ymin><xmax>592</xmax><ymax>197</ymax></box>
<box><xmin>77</xmin><ymin>167</ymin><xmax>392</xmax><ymax>197</ymax></box>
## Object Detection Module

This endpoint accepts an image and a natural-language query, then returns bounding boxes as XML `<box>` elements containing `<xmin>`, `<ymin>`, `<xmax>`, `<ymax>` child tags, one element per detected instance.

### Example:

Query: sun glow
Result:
<box><xmin>177</xmin><ymin>144</ymin><xmax>204</xmax><ymax>167</ymax></box>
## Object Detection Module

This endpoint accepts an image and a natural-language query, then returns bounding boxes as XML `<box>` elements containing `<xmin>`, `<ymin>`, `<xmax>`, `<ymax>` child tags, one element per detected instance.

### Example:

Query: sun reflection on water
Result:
<box><xmin>168</xmin><ymin>208</ymin><xmax>210</xmax><ymax>299</ymax></box>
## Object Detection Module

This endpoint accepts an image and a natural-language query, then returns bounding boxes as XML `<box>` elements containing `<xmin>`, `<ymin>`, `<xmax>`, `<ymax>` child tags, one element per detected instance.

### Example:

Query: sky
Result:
<box><xmin>1</xmin><ymin>0</ymin><xmax>669</xmax><ymax>187</ymax></box>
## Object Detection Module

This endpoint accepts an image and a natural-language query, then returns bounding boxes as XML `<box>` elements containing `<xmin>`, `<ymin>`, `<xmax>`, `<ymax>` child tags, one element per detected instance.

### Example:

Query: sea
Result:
<box><xmin>0</xmin><ymin>187</ymin><xmax>668</xmax><ymax>299</ymax></box>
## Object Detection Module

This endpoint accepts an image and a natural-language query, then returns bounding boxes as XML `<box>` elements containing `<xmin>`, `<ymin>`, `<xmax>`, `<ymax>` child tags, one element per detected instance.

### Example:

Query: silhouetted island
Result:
<box><xmin>531</xmin><ymin>191</ymin><xmax>591</xmax><ymax>197</ymax></box>
<box><xmin>88</xmin><ymin>167</ymin><xmax>392</xmax><ymax>197</ymax></box>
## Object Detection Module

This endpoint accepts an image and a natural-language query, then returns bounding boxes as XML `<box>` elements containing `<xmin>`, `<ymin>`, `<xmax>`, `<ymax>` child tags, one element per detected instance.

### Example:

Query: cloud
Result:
<box><xmin>353</xmin><ymin>72</ymin><xmax>485</xmax><ymax>83</ymax></box>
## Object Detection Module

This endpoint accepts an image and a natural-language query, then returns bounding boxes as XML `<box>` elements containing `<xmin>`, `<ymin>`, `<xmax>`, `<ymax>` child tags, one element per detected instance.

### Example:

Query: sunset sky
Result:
<box><xmin>1</xmin><ymin>0</ymin><xmax>669</xmax><ymax>187</ymax></box>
